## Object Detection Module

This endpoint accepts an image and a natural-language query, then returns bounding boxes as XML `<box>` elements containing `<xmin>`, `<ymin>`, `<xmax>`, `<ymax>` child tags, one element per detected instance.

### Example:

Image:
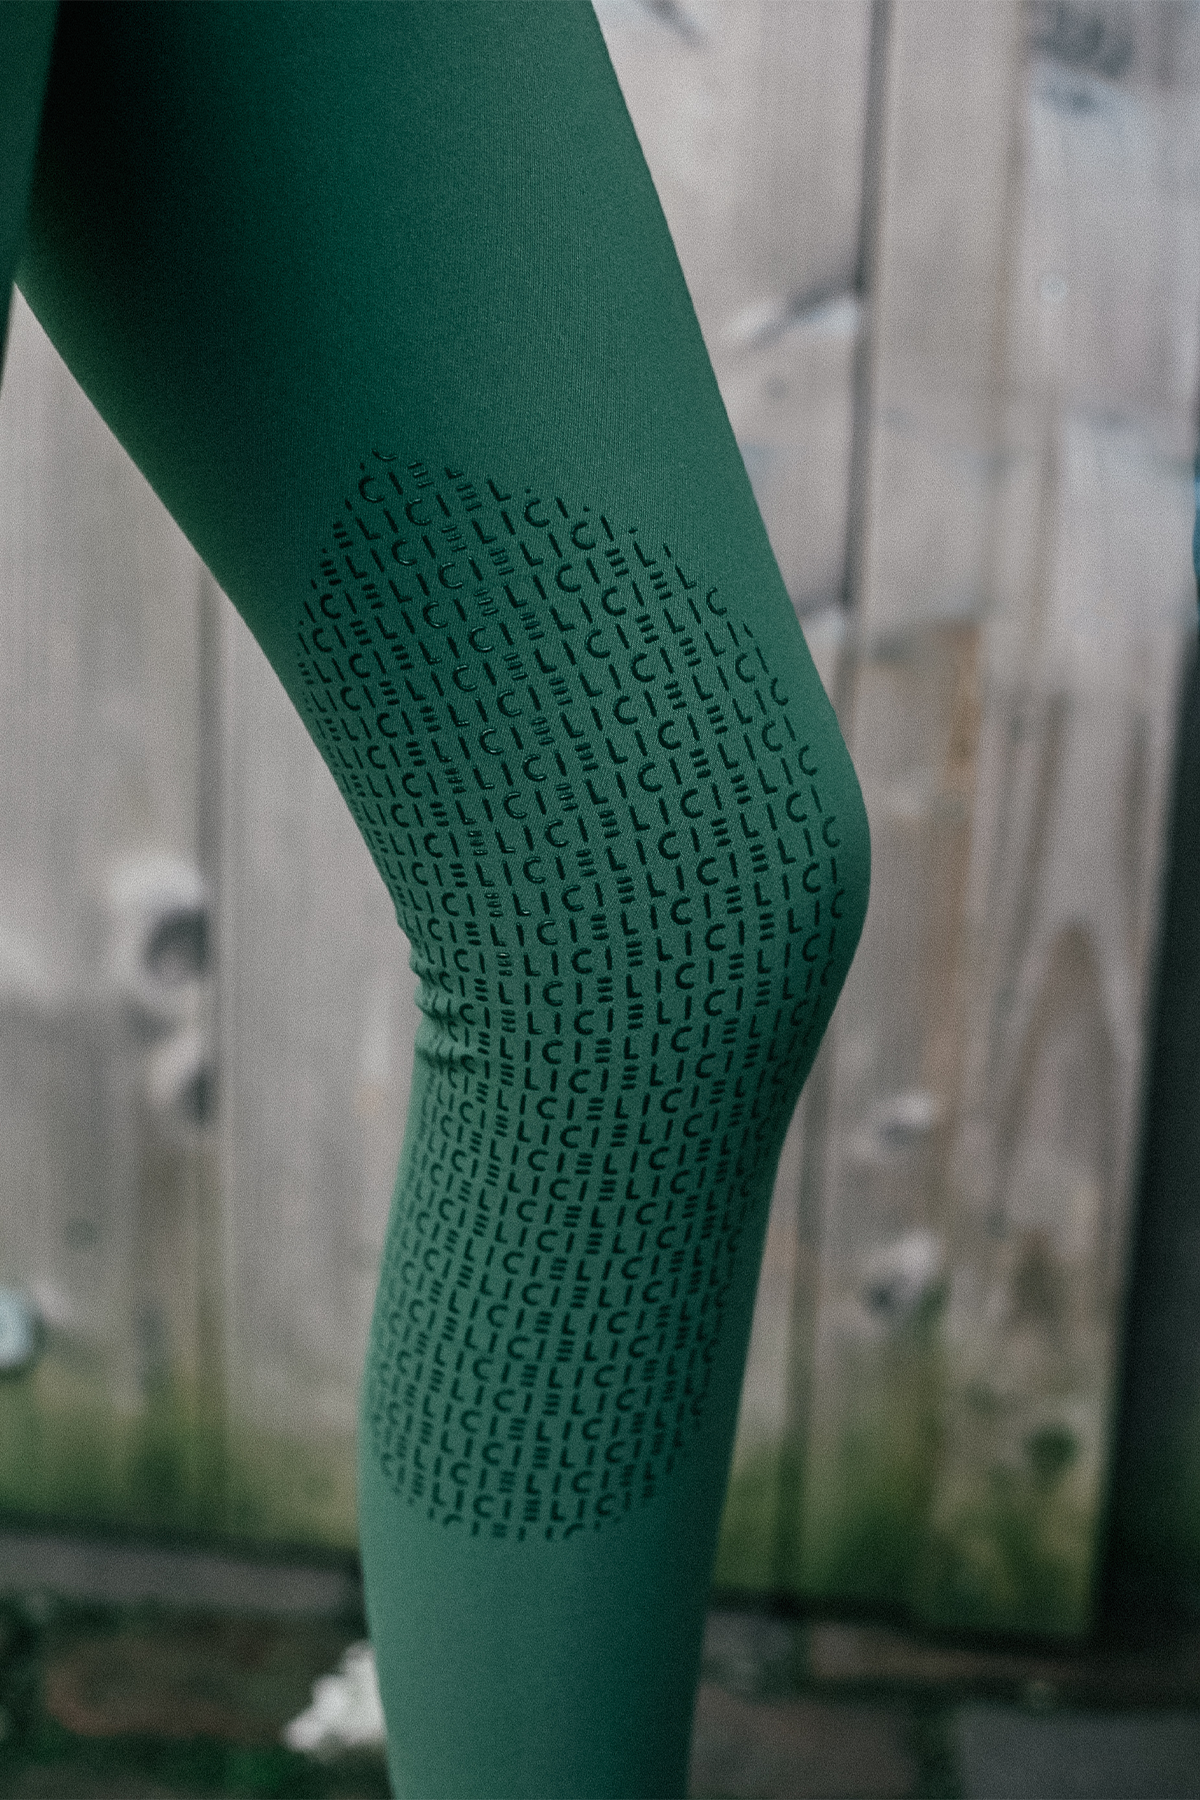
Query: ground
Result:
<box><xmin>0</xmin><ymin>1538</ymin><xmax>1198</xmax><ymax>1797</ymax></box>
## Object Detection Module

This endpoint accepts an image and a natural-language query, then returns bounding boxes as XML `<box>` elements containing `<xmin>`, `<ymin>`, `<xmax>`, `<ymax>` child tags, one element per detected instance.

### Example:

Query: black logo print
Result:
<box><xmin>293</xmin><ymin>456</ymin><xmax>848</xmax><ymax>1540</ymax></box>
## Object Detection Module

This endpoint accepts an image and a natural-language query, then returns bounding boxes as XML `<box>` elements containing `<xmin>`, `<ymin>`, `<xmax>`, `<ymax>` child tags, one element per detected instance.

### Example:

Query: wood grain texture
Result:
<box><xmin>797</xmin><ymin>6</ymin><xmax>1198</xmax><ymax>1633</ymax></box>
<box><xmin>0</xmin><ymin>291</ymin><xmax>218</xmax><ymax>1532</ymax></box>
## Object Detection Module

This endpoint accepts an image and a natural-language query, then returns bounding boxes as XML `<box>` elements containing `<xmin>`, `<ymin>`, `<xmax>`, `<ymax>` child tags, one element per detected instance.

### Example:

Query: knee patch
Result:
<box><xmin>293</xmin><ymin>454</ymin><xmax>869</xmax><ymax>1540</ymax></box>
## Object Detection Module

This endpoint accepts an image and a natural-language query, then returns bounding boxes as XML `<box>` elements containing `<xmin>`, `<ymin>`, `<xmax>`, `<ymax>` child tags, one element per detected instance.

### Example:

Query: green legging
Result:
<box><xmin>2</xmin><ymin>4</ymin><xmax>870</xmax><ymax>1793</ymax></box>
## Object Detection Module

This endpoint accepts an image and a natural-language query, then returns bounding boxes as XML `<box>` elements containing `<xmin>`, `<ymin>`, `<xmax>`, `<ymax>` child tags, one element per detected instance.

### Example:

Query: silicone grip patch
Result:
<box><xmin>293</xmin><ymin>456</ymin><xmax>850</xmax><ymax>1539</ymax></box>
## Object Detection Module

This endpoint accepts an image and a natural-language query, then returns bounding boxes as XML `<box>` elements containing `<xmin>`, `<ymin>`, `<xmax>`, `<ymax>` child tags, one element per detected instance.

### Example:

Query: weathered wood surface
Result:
<box><xmin>1040</xmin><ymin>8</ymin><xmax>1200</xmax><ymax>1622</ymax></box>
<box><xmin>785</xmin><ymin>0</ymin><xmax>1027</xmax><ymax>1616</ymax></box>
<box><xmin>0</xmin><ymin>289</ymin><xmax>417</xmax><ymax>1552</ymax></box>
<box><xmin>916</xmin><ymin>22</ymin><xmax>1200</xmax><ymax>1636</ymax></box>
<box><xmin>793</xmin><ymin>6</ymin><xmax>1198</xmax><ymax>1634</ymax></box>
<box><xmin>0</xmin><ymin>291</ymin><xmax>220</xmax><ymax>1533</ymax></box>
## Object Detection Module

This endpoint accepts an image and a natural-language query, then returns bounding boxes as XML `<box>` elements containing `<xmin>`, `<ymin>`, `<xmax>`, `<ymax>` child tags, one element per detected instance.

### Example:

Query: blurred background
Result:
<box><xmin>2</xmin><ymin>1</ymin><xmax>1200</xmax><ymax>1794</ymax></box>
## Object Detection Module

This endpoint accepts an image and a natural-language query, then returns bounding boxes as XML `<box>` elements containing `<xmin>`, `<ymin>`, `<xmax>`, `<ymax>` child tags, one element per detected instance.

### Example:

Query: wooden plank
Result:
<box><xmin>0</xmin><ymin>297</ymin><xmax>420</xmax><ymax>1553</ymax></box>
<box><xmin>791</xmin><ymin>619</ymin><xmax>984</xmax><ymax>1608</ymax></box>
<box><xmin>798</xmin><ymin>6</ymin><xmax>1199</xmax><ymax>1634</ymax></box>
<box><xmin>0</xmin><ymin>293</ymin><xmax>220</xmax><ymax>1533</ymax></box>
<box><xmin>916</xmin><ymin>33</ymin><xmax>1200</xmax><ymax>1632</ymax></box>
<box><xmin>919</xmin><ymin>423</ymin><xmax>1191</xmax><ymax>1635</ymax></box>
<box><xmin>786</xmin><ymin>0</ymin><xmax>1026</xmax><ymax>1613</ymax></box>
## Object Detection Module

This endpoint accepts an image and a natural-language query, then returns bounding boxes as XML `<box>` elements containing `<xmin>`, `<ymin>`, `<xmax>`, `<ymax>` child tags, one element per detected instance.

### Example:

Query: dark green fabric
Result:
<box><xmin>0</xmin><ymin>1</ymin><xmax>57</xmax><ymax>358</ymax></box>
<box><xmin>1107</xmin><ymin>640</ymin><xmax>1200</xmax><ymax>1620</ymax></box>
<box><xmin>7</xmin><ymin>4</ymin><xmax>869</xmax><ymax>1792</ymax></box>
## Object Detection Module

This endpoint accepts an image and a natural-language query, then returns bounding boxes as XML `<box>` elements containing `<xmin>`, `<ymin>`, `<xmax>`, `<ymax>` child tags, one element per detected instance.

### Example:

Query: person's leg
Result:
<box><xmin>18</xmin><ymin>5</ymin><xmax>869</xmax><ymax>1793</ymax></box>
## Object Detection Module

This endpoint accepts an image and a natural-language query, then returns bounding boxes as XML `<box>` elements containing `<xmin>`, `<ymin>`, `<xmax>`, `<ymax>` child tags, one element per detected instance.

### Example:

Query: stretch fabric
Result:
<box><xmin>2</xmin><ymin>4</ymin><xmax>870</xmax><ymax>1794</ymax></box>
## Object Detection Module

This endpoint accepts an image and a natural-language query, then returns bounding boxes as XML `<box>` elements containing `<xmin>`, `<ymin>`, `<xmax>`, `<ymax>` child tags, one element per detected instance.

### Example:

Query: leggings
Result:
<box><xmin>1</xmin><ymin>5</ymin><xmax>869</xmax><ymax>1794</ymax></box>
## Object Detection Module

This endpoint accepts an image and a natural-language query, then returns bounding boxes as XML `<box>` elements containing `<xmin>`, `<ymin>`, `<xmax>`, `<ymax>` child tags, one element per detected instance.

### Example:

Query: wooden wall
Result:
<box><xmin>0</xmin><ymin>0</ymin><xmax>1197</xmax><ymax>1637</ymax></box>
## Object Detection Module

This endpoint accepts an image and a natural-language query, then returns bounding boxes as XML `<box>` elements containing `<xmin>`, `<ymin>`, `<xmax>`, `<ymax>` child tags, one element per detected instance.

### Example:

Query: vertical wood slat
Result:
<box><xmin>0</xmin><ymin>291</ymin><xmax>219</xmax><ymax>1533</ymax></box>
<box><xmin>798</xmin><ymin>6</ymin><xmax>1200</xmax><ymax>1634</ymax></box>
<box><xmin>785</xmin><ymin>0</ymin><xmax>1026</xmax><ymax>1614</ymax></box>
<box><xmin>0</xmin><ymin>293</ymin><xmax>416</xmax><ymax>1555</ymax></box>
<box><xmin>917</xmin><ymin>32</ymin><xmax>1200</xmax><ymax>1635</ymax></box>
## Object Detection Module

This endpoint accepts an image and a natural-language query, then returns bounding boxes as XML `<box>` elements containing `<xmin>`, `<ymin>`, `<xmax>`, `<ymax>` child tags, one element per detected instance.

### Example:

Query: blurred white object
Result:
<box><xmin>105</xmin><ymin>852</ymin><xmax>214</xmax><ymax>1133</ymax></box>
<box><xmin>859</xmin><ymin>1230</ymin><xmax>947</xmax><ymax>1329</ymax></box>
<box><xmin>851</xmin><ymin>1089</ymin><xmax>946</xmax><ymax>1167</ymax></box>
<box><xmin>144</xmin><ymin>1026</ymin><xmax>212</xmax><ymax>1130</ymax></box>
<box><xmin>106</xmin><ymin>853</ymin><xmax>210</xmax><ymax>1033</ymax></box>
<box><xmin>282</xmin><ymin>1641</ymin><xmax>386</xmax><ymax>1756</ymax></box>
<box><xmin>0</xmin><ymin>1287</ymin><xmax>41</xmax><ymax>1375</ymax></box>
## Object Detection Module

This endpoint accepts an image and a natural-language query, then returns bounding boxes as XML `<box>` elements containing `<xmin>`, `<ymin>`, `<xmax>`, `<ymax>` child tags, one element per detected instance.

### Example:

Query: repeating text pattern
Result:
<box><xmin>293</xmin><ymin>456</ymin><xmax>849</xmax><ymax>1538</ymax></box>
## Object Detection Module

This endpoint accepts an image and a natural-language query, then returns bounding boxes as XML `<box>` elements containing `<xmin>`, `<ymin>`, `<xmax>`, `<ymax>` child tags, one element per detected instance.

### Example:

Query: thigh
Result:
<box><xmin>19</xmin><ymin>0</ymin><xmax>828</xmax><ymax>677</ymax></box>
